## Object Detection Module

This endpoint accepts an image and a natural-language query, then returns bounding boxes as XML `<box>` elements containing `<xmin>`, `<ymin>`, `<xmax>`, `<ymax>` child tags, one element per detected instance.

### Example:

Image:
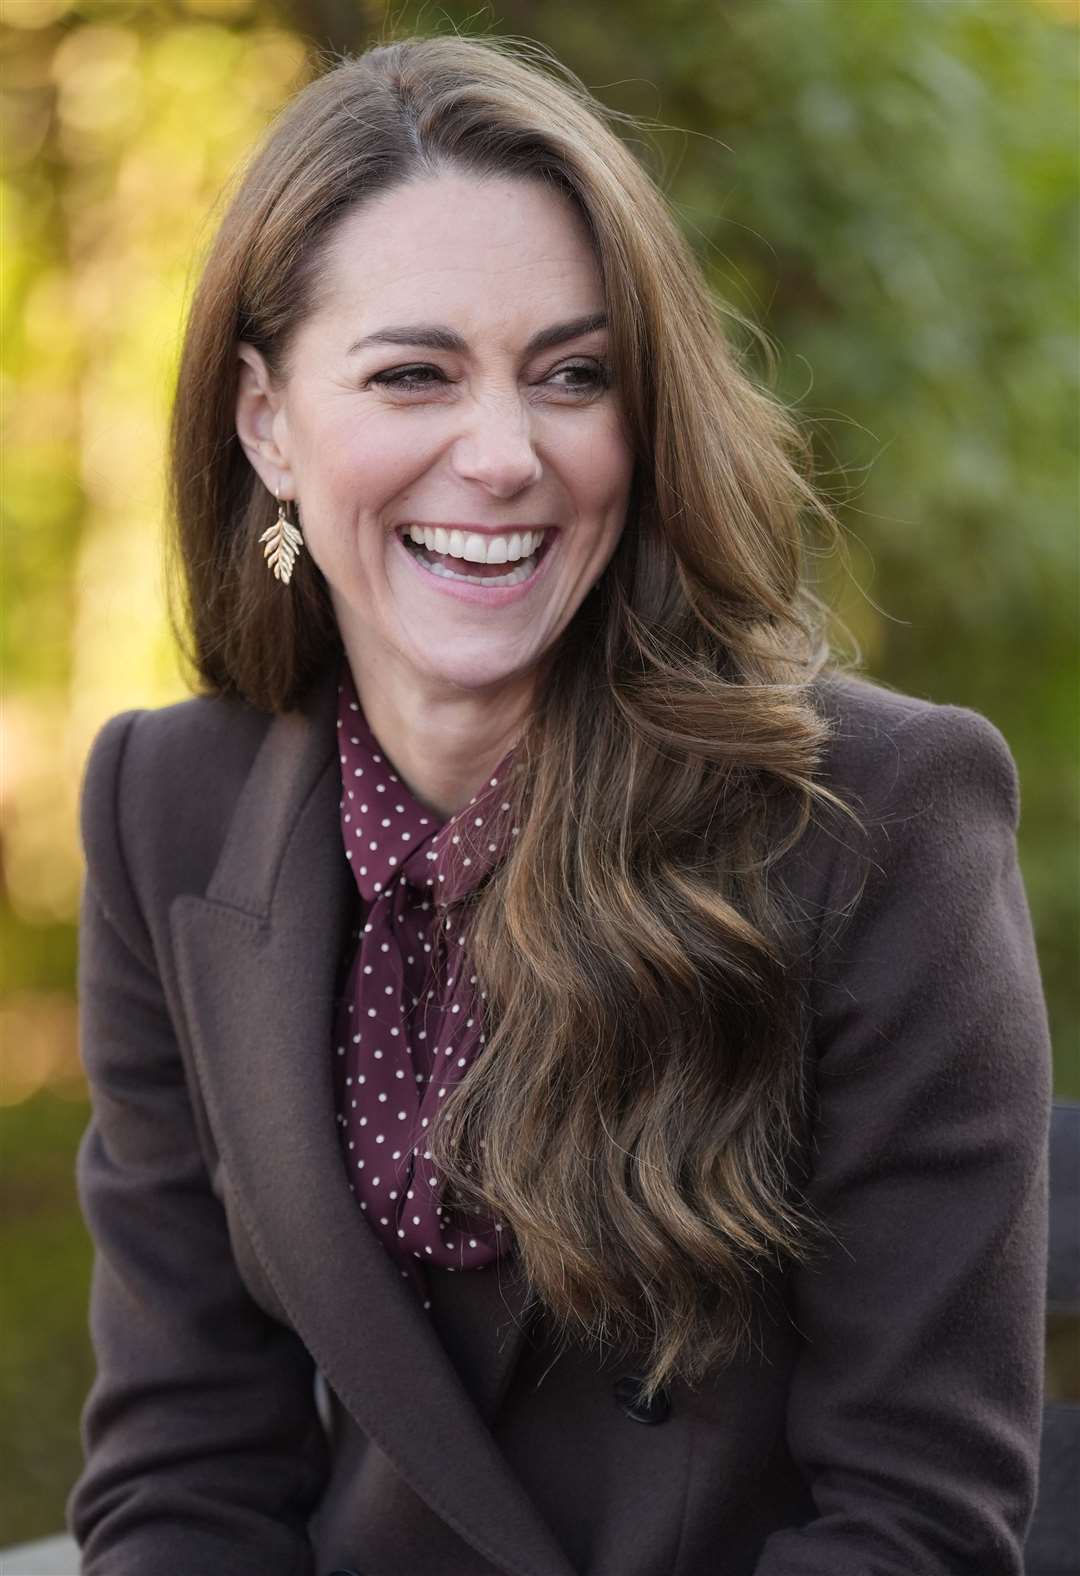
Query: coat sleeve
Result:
<box><xmin>752</xmin><ymin>702</ymin><xmax>1052</xmax><ymax>1576</ymax></box>
<box><xmin>66</xmin><ymin>712</ymin><xmax>330</xmax><ymax>1576</ymax></box>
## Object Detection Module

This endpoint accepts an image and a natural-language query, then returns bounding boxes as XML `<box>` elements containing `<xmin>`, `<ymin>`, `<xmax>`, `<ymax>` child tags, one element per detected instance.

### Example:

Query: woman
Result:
<box><xmin>67</xmin><ymin>32</ymin><xmax>1052</xmax><ymax>1576</ymax></box>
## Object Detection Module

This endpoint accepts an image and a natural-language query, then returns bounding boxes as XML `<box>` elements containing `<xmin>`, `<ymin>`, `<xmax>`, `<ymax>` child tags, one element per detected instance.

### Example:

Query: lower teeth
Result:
<box><xmin>412</xmin><ymin>549</ymin><xmax>539</xmax><ymax>586</ymax></box>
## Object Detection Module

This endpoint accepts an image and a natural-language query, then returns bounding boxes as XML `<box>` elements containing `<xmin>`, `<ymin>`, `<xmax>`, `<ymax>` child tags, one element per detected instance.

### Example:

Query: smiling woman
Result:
<box><xmin>230</xmin><ymin>170</ymin><xmax>632</xmax><ymax>814</ymax></box>
<box><xmin>68</xmin><ymin>29</ymin><xmax>1052</xmax><ymax>1576</ymax></box>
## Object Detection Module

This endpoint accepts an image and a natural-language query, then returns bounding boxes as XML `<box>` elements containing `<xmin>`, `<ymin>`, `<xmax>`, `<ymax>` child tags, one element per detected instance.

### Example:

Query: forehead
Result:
<box><xmin>310</xmin><ymin>172</ymin><xmax>604</xmax><ymax>334</ymax></box>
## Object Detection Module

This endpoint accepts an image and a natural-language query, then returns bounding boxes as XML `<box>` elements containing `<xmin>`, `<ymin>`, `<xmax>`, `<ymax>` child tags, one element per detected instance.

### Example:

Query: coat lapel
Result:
<box><xmin>169</xmin><ymin>661</ymin><xmax>573</xmax><ymax>1576</ymax></box>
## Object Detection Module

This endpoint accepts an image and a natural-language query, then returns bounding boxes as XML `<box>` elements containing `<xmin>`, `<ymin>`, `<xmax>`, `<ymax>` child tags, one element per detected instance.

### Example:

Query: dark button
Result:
<box><xmin>613</xmin><ymin>1374</ymin><xmax>672</xmax><ymax>1424</ymax></box>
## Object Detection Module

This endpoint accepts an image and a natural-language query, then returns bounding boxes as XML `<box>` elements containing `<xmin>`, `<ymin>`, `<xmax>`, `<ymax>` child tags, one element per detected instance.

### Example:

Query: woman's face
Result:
<box><xmin>237</xmin><ymin>171</ymin><xmax>634</xmax><ymax>702</ymax></box>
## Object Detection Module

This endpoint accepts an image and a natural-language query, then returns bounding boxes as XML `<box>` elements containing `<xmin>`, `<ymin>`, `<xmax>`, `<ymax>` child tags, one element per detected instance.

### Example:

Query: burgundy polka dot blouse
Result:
<box><xmin>332</xmin><ymin>654</ymin><xmax>518</xmax><ymax>1310</ymax></box>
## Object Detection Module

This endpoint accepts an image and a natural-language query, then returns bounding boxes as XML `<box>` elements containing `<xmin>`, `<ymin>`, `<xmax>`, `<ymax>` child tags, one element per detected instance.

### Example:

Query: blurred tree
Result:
<box><xmin>273</xmin><ymin>0</ymin><xmax>373</xmax><ymax>51</ymax></box>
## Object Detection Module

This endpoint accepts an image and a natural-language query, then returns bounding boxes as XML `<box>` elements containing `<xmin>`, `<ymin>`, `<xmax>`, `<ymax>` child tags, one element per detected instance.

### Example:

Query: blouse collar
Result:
<box><xmin>335</xmin><ymin>654</ymin><xmax>518</xmax><ymax>910</ymax></box>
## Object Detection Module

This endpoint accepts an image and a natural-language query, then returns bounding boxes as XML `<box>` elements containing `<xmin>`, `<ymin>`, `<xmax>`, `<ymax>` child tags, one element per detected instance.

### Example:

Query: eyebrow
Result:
<box><xmin>346</xmin><ymin>311</ymin><xmax>609</xmax><ymax>359</ymax></box>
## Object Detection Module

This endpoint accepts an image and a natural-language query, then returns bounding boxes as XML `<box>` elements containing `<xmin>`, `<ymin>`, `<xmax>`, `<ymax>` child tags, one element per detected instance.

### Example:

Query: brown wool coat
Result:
<box><xmin>66</xmin><ymin>660</ymin><xmax>1052</xmax><ymax>1576</ymax></box>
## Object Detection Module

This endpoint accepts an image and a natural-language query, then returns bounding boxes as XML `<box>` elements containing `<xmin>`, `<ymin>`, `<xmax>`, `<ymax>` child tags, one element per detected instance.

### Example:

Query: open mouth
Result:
<box><xmin>396</xmin><ymin>526</ymin><xmax>557</xmax><ymax>588</ymax></box>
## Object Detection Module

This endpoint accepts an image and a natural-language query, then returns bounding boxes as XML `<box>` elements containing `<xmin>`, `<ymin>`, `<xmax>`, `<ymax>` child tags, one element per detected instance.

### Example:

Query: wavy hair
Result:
<box><xmin>168</xmin><ymin>30</ymin><xmax>863</xmax><ymax>1403</ymax></box>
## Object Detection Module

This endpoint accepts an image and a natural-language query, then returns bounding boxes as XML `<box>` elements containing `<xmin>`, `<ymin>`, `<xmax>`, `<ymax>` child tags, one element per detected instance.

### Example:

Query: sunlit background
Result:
<box><xmin>2</xmin><ymin>0</ymin><xmax>1077</xmax><ymax>1545</ymax></box>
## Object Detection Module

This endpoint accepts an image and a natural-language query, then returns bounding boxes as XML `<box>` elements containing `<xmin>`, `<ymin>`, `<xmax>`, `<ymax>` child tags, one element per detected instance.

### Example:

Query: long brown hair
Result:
<box><xmin>168</xmin><ymin>31</ymin><xmax>864</xmax><ymax>1402</ymax></box>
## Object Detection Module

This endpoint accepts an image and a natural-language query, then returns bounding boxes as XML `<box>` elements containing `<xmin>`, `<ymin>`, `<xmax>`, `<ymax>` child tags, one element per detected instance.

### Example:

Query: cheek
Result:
<box><xmin>296</xmin><ymin>404</ymin><xmax>419</xmax><ymax>507</ymax></box>
<box><xmin>567</xmin><ymin>422</ymin><xmax>633</xmax><ymax>520</ymax></box>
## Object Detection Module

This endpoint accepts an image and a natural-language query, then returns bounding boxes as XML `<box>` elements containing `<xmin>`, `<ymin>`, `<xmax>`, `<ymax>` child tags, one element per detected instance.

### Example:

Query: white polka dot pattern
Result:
<box><xmin>333</xmin><ymin>655</ymin><xmax>516</xmax><ymax>1307</ymax></box>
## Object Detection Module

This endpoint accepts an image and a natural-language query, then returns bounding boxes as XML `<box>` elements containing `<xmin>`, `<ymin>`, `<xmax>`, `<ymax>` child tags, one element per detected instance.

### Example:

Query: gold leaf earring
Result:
<box><xmin>260</xmin><ymin>483</ymin><xmax>304</xmax><ymax>584</ymax></box>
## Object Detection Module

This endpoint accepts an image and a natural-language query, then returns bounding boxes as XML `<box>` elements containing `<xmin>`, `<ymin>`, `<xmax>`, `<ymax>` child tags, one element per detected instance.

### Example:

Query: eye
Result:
<box><xmin>549</xmin><ymin>359</ymin><xmax>612</xmax><ymax>394</ymax></box>
<box><xmin>368</xmin><ymin>365</ymin><xmax>446</xmax><ymax>391</ymax></box>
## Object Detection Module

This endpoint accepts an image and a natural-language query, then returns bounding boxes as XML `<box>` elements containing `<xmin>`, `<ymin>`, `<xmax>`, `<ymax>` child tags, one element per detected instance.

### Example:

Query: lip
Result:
<box><xmin>394</xmin><ymin>526</ymin><xmax>558</xmax><ymax>607</ymax></box>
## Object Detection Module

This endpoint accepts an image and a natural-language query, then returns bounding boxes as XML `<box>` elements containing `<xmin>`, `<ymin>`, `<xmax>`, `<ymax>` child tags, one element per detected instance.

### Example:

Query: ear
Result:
<box><xmin>235</xmin><ymin>342</ymin><xmax>295</xmax><ymax>499</ymax></box>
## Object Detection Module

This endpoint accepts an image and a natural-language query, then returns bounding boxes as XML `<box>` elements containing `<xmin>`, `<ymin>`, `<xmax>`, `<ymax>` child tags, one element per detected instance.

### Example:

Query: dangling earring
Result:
<box><xmin>259</xmin><ymin>482</ymin><xmax>304</xmax><ymax>585</ymax></box>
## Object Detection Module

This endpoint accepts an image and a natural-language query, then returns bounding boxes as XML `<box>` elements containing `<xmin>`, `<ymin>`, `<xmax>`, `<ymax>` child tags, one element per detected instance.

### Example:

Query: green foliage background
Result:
<box><xmin>1</xmin><ymin>0</ymin><xmax>1076</xmax><ymax>1546</ymax></box>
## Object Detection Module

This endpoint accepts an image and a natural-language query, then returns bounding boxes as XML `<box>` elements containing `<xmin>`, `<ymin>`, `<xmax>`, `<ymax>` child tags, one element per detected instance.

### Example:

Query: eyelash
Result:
<box><xmin>368</xmin><ymin>359</ymin><xmax>612</xmax><ymax>395</ymax></box>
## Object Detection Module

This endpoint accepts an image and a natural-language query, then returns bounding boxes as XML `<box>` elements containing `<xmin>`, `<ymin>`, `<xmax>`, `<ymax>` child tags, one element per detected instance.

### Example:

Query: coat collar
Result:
<box><xmin>169</xmin><ymin>659</ymin><xmax>573</xmax><ymax>1576</ymax></box>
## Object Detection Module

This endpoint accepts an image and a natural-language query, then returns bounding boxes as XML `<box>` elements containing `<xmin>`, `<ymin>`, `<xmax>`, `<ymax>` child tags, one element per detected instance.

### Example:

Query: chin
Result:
<box><xmin>420</xmin><ymin>660</ymin><xmax>534</xmax><ymax>696</ymax></box>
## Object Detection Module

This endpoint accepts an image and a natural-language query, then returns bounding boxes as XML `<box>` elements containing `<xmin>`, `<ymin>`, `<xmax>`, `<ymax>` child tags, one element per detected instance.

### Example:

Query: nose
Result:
<box><xmin>449</xmin><ymin>397</ymin><xmax>543</xmax><ymax>497</ymax></box>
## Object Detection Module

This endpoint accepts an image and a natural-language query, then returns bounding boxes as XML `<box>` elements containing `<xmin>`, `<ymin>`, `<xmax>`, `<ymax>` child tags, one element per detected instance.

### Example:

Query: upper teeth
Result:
<box><xmin>403</xmin><ymin>525</ymin><xmax>546</xmax><ymax>564</ymax></box>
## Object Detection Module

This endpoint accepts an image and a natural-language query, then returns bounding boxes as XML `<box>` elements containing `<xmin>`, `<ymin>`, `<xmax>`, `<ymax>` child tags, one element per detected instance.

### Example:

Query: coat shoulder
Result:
<box><xmin>776</xmin><ymin>666</ymin><xmax>1023</xmax><ymax>940</ymax></box>
<box><xmin>78</xmin><ymin>688</ymin><xmax>273</xmax><ymax>955</ymax></box>
<box><xmin>805</xmin><ymin>665</ymin><xmax>1019</xmax><ymax>819</ymax></box>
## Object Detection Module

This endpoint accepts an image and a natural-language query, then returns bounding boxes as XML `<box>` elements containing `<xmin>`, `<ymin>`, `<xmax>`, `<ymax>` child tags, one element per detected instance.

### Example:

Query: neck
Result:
<box><xmin>341</xmin><ymin>640</ymin><xmax>536</xmax><ymax>824</ymax></box>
